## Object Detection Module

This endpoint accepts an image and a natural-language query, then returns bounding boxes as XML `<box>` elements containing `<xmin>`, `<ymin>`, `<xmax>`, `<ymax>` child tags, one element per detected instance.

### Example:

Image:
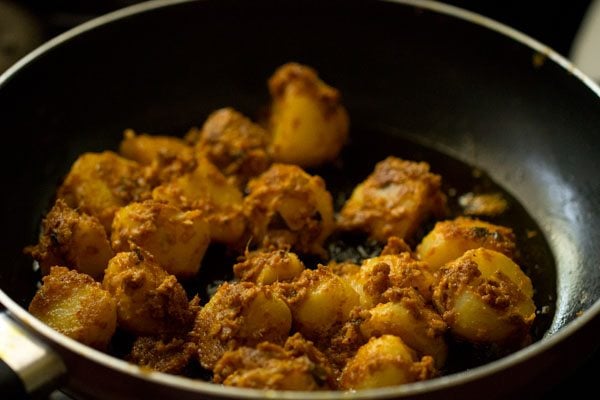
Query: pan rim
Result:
<box><xmin>1</xmin><ymin>0</ymin><xmax>599</xmax><ymax>398</ymax></box>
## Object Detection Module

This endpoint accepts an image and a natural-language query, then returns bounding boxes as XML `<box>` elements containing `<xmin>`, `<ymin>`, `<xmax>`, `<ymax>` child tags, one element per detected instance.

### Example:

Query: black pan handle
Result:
<box><xmin>0</xmin><ymin>312</ymin><xmax>66</xmax><ymax>398</ymax></box>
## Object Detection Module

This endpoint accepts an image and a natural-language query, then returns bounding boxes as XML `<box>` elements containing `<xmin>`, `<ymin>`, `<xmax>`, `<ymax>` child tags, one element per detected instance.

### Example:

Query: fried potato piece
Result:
<box><xmin>196</xmin><ymin>108</ymin><xmax>271</xmax><ymax>187</ymax></box>
<box><xmin>152</xmin><ymin>156</ymin><xmax>245</xmax><ymax>245</ymax></box>
<box><xmin>111</xmin><ymin>200</ymin><xmax>210</xmax><ymax>278</ymax></box>
<box><xmin>26</xmin><ymin>199</ymin><xmax>113</xmax><ymax>279</ymax></box>
<box><xmin>339</xmin><ymin>335</ymin><xmax>435</xmax><ymax>390</ymax></box>
<box><xmin>432</xmin><ymin>248</ymin><xmax>535</xmax><ymax>344</ymax></box>
<box><xmin>191</xmin><ymin>282</ymin><xmax>292</xmax><ymax>370</ymax></box>
<box><xmin>128</xmin><ymin>336</ymin><xmax>197</xmax><ymax>374</ymax></box>
<box><xmin>29</xmin><ymin>266</ymin><xmax>116</xmax><ymax>349</ymax></box>
<box><xmin>416</xmin><ymin>217</ymin><xmax>516</xmax><ymax>271</ymax></box>
<box><xmin>459</xmin><ymin>192</ymin><xmax>509</xmax><ymax>217</ymax></box>
<box><xmin>338</xmin><ymin>157</ymin><xmax>447</xmax><ymax>242</ymax></box>
<box><xmin>213</xmin><ymin>333</ymin><xmax>335</xmax><ymax>390</ymax></box>
<box><xmin>267</xmin><ymin>62</ymin><xmax>349</xmax><ymax>167</ymax></box>
<box><xmin>360</xmin><ymin>288</ymin><xmax>448</xmax><ymax>368</ymax></box>
<box><xmin>57</xmin><ymin>151</ymin><xmax>150</xmax><ymax>232</ymax></box>
<box><xmin>243</xmin><ymin>164</ymin><xmax>335</xmax><ymax>255</ymax></box>
<box><xmin>102</xmin><ymin>250</ymin><xmax>193</xmax><ymax>336</ymax></box>
<box><xmin>346</xmin><ymin>252</ymin><xmax>435</xmax><ymax>308</ymax></box>
<box><xmin>233</xmin><ymin>249</ymin><xmax>305</xmax><ymax>285</ymax></box>
<box><xmin>119</xmin><ymin>129</ymin><xmax>193</xmax><ymax>166</ymax></box>
<box><xmin>275</xmin><ymin>267</ymin><xmax>359</xmax><ymax>340</ymax></box>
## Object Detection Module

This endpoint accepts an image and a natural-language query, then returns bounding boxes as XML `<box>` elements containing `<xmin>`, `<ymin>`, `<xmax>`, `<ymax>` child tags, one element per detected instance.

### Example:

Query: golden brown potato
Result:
<box><xmin>26</xmin><ymin>199</ymin><xmax>113</xmax><ymax>279</ymax></box>
<box><xmin>347</xmin><ymin>252</ymin><xmax>435</xmax><ymax>308</ymax></box>
<box><xmin>267</xmin><ymin>63</ymin><xmax>349</xmax><ymax>167</ymax></box>
<box><xmin>243</xmin><ymin>163</ymin><xmax>335</xmax><ymax>255</ymax></box>
<box><xmin>128</xmin><ymin>336</ymin><xmax>197</xmax><ymax>374</ymax></box>
<box><xmin>58</xmin><ymin>151</ymin><xmax>150</xmax><ymax>232</ymax></box>
<box><xmin>338</xmin><ymin>157</ymin><xmax>447</xmax><ymax>242</ymax></box>
<box><xmin>416</xmin><ymin>217</ymin><xmax>516</xmax><ymax>271</ymax></box>
<box><xmin>339</xmin><ymin>335</ymin><xmax>435</xmax><ymax>390</ymax></box>
<box><xmin>191</xmin><ymin>282</ymin><xmax>292</xmax><ymax>370</ymax></box>
<box><xmin>119</xmin><ymin>129</ymin><xmax>193</xmax><ymax>166</ymax></box>
<box><xmin>102</xmin><ymin>250</ymin><xmax>193</xmax><ymax>336</ymax></box>
<box><xmin>276</xmin><ymin>267</ymin><xmax>359</xmax><ymax>340</ymax></box>
<box><xmin>360</xmin><ymin>288</ymin><xmax>448</xmax><ymax>368</ymax></box>
<box><xmin>196</xmin><ymin>108</ymin><xmax>271</xmax><ymax>187</ymax></box>
<box><xmin>233</xmin><ymin>249</ymin><xmax>305</xmax><ymax>285</ymax></box>
<box><xmin>213</xmin><ymin>333</ymin><xmax>335</xmax><ymax>390</ymax></box>
<box><xmin>111</xmin><ymin>200</ymin><xmax>210</xmax><ymax>279</ymax></box>
<box><xmin>29</xmin><ymin>266</ymin><xmax>116</xmax><ymax>349</ymax></box>
<box><xmin>432</xmin><ymin>248</ymin><xmax>535</xmax><ymax>344</ymax></box>
<box><xmin>152</xmin><ymin>156</ymin><xmax>245</xmax><ymax>245</ymax></box>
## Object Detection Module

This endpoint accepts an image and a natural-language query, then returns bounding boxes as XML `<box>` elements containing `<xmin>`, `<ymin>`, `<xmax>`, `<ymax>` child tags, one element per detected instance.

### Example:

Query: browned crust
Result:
<box><xmin>128</xmin><ymin>336</ymin><xmax>198</xmax><ymax>374</ymax></box>
<box><xmin>338</xmin><ymin>157</ymin><xmax>447</xmax><ymax>242</ymax></box>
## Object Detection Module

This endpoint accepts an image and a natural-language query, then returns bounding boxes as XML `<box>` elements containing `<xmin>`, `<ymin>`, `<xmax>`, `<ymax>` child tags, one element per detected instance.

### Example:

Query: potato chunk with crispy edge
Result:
<box><xmin>102</xmin><ymin>250</ymin><xmax>193</xmax><ymax>336</ymax></box>
<box><xmin>57</xmin><ymin>151</ymin><xmax>150</xmax><ymax>233</ymax></box>
<box><xmin>267</xmin><ymin>62</ymin><xmax>349</xmax><ymax>168</ymax></box>
<box><xmin>338</xmin><ymin>156</ymin><xmax>446</xmax><ymax>242</ymax></box>
<box><xmin>345</xmin><ymin>251</ymin><xmax>435</xmax><ymax>309</ymax></box>
<box><xmin>111</xmin><ymin>200</ymin><xmax>210</xmax><ymax>279</ymax></box>
<box><xmin>29</xmin><ymin>266</ymin><xmax>117</xmax><ymax>349</ymax></box>
<box><xmin>233</xmin><ymin>249</ymin><xmax>305</xmax><ymax>285</ymax></box>
<box><xmin>275</xmin><ymin>266</ymin><xmax>359</xmax><ymax>341</ymax></box>
<box><xmin>152</xmin><ymin>156</ymin><xmax>245</xmax><ymax>245</ymax></box>
<box><xmin>339</xmin><ymin>335</ymin><xmax>436</xmax><ymax>390</ymax></box>
<box><xmin>26</xmin><ymin>199</ymin><xmax>113</xmax><ymax>279</ymax></box>
<box><xmin>360</xmin><ymin>288</ymin><xmax>448</xmax><ymax>368</ymax></box>
<box><xmin>196</xmin><ymin>108</ymin><xmax>271</xmax><ymax>187</ymax></box>
<box><xmin>213</xmin><ymin>333</ymin><xmax>336</xmax><ymax>390</ymax></box>
<box><xmin>191</xmin><ymin>281</ymin><xmax>292</xmax><ymax>370</ymax></box>
<box><xmin>119</xmin><ymin>129</ymin><xmax>193</xmax><ymax>166</ymax></box>
<box><xmin>432</xmin><ymin>248</ymin><xmax>535</xmax><ymax>344</ymax></box>
<box><xmin>416</xmin><ymin>217</ymin><xmax>516</xmax><ymax>271</ymax></box>
<box><xmin>243</xmin><ymin>163</ymin><xmax>335</xmax><ymax>256</ymax></box>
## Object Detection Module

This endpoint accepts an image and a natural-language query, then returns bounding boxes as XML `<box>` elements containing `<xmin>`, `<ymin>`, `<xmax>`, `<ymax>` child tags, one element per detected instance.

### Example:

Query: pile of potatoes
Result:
<box><xmin>26</xmin><ymin>63</ymin><xmax>536</xmax><ymax>391</ymax></box>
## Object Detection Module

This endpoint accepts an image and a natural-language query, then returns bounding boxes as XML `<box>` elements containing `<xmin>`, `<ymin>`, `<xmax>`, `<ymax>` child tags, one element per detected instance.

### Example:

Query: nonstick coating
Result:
<box><xmin>0</xmin><ymin>0</ymin><xmax>599</xmax><ymax>399</ymax></box>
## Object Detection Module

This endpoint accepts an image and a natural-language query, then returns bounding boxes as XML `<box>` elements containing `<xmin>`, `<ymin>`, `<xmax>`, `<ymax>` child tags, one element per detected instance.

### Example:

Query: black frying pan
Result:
<box><xmin>0</xmin><ymin>0</ymin><xmax>599</xmax><ymax>398</ymax></box>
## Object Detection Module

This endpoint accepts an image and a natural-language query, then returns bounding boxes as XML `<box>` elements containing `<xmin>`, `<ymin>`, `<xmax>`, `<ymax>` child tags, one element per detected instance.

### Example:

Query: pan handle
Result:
<box><xmin>0</xmin><ymin>312</ymin><xmax>66</xmax><ymax>398</ymax></box>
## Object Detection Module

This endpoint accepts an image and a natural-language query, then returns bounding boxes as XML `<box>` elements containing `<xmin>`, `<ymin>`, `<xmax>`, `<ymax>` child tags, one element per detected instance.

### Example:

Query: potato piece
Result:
<box><xmin>339</xmin><ymin>335</ymin><xmax>435</xmax><ymax>390</ymax></box>
<box><xmin>26</xmin><ymin>199</ymin><xmax>113</xmax><ymax>279</ymax></box>
<box><xmin>459</xmin><ymin>192</ymin><xmax>509</xmax><ymax>217</ymax></box>
<box><xmin>416</xmin><ymin>217</ymin><xmax>516</xmax><ymax>271</ymax></box>
<box><xmin>360</xmin><ymin>288</ymin><xmax>448</xmax><ymax>368</ymax></box>
<box><xmin>267</xmin><ymin>63</ymin><xmax>349</xmax><ymax>167</ymax></box>
<box><xmin>276</xmin><ymin>267</ymin><xmax>359</xmax><ymax>340</ymax></box>
<box><xmin>102</xmin><ymin>251</ymin><xmax>193</xmax><ymax>336</ymax></box>
<box><xmin>243</xmin><ymin>163</ymin><xmax>335</xmax><ymax>255</ymax></box>
<box><xmin>111</xmin><ymin>200</ymin><xmax>210</xmax><ymax>278</ymax></box>
<box><xmin>213</xmin><ymin>333</ymin><xmax>335</xmax><ymax>390</ymax></box>
<box><xmin>119</xmin><ymin>129</ymin><xmax>193</xmax><ymax>166</ymax></box>
<box><xmin>338</xmin><ymin>157</ymin><xmax>447</xmax><ymax>242</ymax></box>
<box><xmin>347</xmin><ymin>252</ymin><xmax>435</xmax><ymax>308</ymax></box>
<box><xmin>233</xmin><ymin>249</ymin><xmax>305</xmax><ymax>285</ymax></box>
<box><xmin>152</xmin><ymin>156</ymin><xmax>245</xmax><ymax>244</ymax></box>
<box><xmin>58</xmin><ymin>151</ymin><xmax>150</xmax><ymax>232</ymax></box>
<box><xmin>128</xmin><ymin>336</ymin><xmax>197</xmax><ymax>374</ymax></box>
<box><xmin>432</xmin><ymin>248</ymin><xmax>535</xmax><ymax>344</ymax></box>
<box><xmin>29</xmin><ymin>266</ymin><xmax>116</xmax><ymax>349</ymax></box>
<box><xmin>191</xmin><ymin>282</ymin><xmax>292</xmax><ymax>369</ymax></box>
<box><xmin>196</xmin><ymin>108</ymin><xmax>271</xmax><ymax>187</ymax></box>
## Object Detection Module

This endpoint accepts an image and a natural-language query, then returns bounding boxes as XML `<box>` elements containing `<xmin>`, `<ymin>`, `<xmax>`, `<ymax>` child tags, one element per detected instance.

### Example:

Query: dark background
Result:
<box><xmin>12</xmin><ymin>0</ymin><xmax>595</xmax><ymax>56</ymax></box>
<box><xmin>1</xmin><ymin>0</ymin><xmax>598</xmax><ymax>398</ymax></box>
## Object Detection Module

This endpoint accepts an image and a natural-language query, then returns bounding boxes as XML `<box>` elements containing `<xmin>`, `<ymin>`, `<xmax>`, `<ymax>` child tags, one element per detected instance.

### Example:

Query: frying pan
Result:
<box><xmin>0</xmin><ymin>0</ymin><xmax>599</xmax><ymax>398</ymax></box>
